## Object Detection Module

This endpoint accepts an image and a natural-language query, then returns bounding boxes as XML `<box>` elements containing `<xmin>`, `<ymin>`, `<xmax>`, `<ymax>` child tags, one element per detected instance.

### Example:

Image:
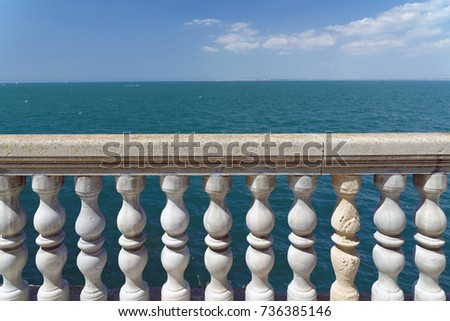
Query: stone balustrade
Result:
<box><xmin>0</xmin><ymin>133</ymin><xmax>449</xmax><ymax>301</ymax></box>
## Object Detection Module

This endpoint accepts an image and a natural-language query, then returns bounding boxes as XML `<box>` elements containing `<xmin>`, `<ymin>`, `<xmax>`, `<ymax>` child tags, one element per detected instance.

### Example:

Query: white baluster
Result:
<box><xmin>203</xmin><ymin>175</ymin><xmax>233</xmax><ymax>301</ymax></box>
<box><xmin>245</xmin><ymin>175</ymin><xmax>275</xmax><ymax>301</ymax></box>
<box><xmin>287</xmin><ymin>175</ymin><xmax>317</xmax><ymax>301</ymax></box>
<box><xmin>32</xmin><ymin>175</ymin><xmax>69</xmax><ymax>301</ymax></box>
<box><xmin>0</xmin><ymin>176</ymin><xmax>29</xmax><ymax>301</ymax></box>
<box><xmin>160</xmin><ymin>175</ymin><xmax>190</xmax><ymax>301</ymax></box>
<box><xmin>413</xmin><ymin>173</ymin><xmax>447</xmax><ymax>301</ymax></box>
<box><xmin>116</xmin><ymin>175</ymin><xmax>149</xmax><ymax>301</ymax></box>
<box><xmin>75</xmin><ymin>176</ymin><xmax>107</xmax><ymax>301</ymax></box>
<box><xmin>330</xmin><ymin>175</ymin><xmax>361</xmax><ymax>301</ymax></box>
<box><xmin>372</xmin><ymin>174</ymin><xmax>406</xmax><ymax>301</ymax></box>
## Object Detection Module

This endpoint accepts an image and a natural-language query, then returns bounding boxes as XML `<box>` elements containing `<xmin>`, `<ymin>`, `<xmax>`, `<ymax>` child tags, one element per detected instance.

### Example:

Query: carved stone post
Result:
<box><xmin>75</xmin><ymin>176</ymin><xmax>107</xmax><ymax>301</ymax></box>
<box><xmin>33</xmin><ymin>175</ymin><xmax>69</xmax><ymax>301</ymax></box>
<box><xmin>413</xmin><ymin>173</ymin><xmax>447</xmax><ymax>301</ymax></box>
<box><xmin>330</xmin><ymin>175</ymin><xmax>360</xmax><ymax>301</ymax></box>
<box><xmin>287</xmin><ymin>175</ymin><xmax>317</xmax><ymax>301</ymax></box>
<box><xmin>203</xmin><ymin>175</ymin><xmax>233</xmax><ymax>301</ymax></box>
<box><xmin>116</xmin><ymin>175</ymin><xmax>149</xmax><ymax>301</ymax></box>
<box><xmin>0</xmin><ymin>176</ymin><xmax>29</xmax><ymax>301</ymax></box>
<box><xmin>372</xmin><ymin>174</ymin><xmax>406</xmax><ymax>301</ymax></box>
<box><xmin>160</xmin><ymin>175</ymin><xmax>190</xmax><ymax>301</ymax></box>
<box><xmin>245</xmin><ymin>175</ymin><xmax>275</xmax><ymax>301</ymax></box>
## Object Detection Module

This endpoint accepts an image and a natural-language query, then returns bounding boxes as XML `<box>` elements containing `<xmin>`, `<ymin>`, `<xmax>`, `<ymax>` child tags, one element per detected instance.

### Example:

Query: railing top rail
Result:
<box><xmin>0</xmin><ymin>133</ymin><xmax>449</xmax><ymax>175</ymax></box>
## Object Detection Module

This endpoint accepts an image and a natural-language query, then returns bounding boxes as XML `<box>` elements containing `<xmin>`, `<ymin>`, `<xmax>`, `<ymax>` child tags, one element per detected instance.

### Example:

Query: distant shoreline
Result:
<box><xmin>2</xmin><ymin>78</ymin><xmax>450</xmax><ymax>85</ymax></box>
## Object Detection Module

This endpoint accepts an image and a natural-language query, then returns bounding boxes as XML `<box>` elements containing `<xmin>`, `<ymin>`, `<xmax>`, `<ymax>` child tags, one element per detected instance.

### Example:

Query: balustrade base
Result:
<box><xmin>24</xmin><ymin>285</ymin><xmax>450</xmax><ymax>301</ymax></box>
<box><xmin>0</xmin><ymin>285</ymin><xmax>30</xmax><ymax>301</ymax></box>
<box><xmin>413</xmin><ymin>283</ymin><xmax>447</xmax><ymax>301</ymax></box>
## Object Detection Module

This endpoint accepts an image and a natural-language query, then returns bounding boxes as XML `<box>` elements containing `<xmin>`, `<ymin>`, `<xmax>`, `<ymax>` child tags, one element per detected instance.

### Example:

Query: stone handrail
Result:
<box><xmin>0</xmin><ymin>133</ymin><xmax>449</xmax><ymax>301</ymax></box>
<box><xmin>0</xmin><ymin>133</ymin><xmax>449</xmax><ymax>175</ymax></box>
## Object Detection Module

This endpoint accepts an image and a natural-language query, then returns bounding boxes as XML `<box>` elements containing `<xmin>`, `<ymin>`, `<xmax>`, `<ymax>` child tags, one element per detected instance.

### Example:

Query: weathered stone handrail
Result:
<box><xmin>0</xmin><ymin>133</ymin><xmax>449</xmax><ymax>301</ymax></box>
<box><xmin>0</xmin><ymin>133</ymin><xmax>449</xmax><ymax>175</ymax></box>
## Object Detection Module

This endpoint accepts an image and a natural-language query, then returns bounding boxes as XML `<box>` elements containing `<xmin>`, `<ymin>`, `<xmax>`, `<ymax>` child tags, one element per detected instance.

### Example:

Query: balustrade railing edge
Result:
<box><xmin>0</xmin><ymin>133</ymin><xmax>449</xmax><ymax>175</ymax></box>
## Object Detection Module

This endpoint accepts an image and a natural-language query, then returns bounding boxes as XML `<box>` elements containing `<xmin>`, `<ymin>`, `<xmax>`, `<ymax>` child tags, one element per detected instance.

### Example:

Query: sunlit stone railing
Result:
<box><xmin>0</xmin><ymin>133</ymin><xmax>449</xmax><ymax>301</ymax></box>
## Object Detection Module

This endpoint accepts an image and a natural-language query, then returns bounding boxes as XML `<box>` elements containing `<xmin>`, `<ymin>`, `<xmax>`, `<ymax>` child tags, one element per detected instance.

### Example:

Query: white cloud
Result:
<box><xmin>187</xmin><ymin>1</ymin><xmax>450</xmax><ymax>56</ymax></box>
<box><xmin>228</xmin><ymin>22</ymin><xmax>258</xmax><ymax>35</ymax></box>
<box><xmin>341</xmin><ymin>38</ymin><xmax>406</xmax><ymax>55</ymax></box>
<box><xmin>185</xmin><ymin>18</ymin><xmax>221</xmax><ymax>26</ymax></box>
<box><xmin>327</xmin><ymin>1</ymin><xmax>450</xmax><ymax>55</ymax></box>
<box><xmin>216</xmin><ymin>33</ymin><xmax>249</xmax><ymax>45</ymax></box>
<box><xmin>263</xmin><ymin>30</ymin><xmax>336</xmax><ymax>51</ymax></box>
<box><xmin>222</xmin><ymin>41</ymin><xmax>260</xmax><ymax>53</ymax></box>
<box><xmin>213</xmin><ymin>25</ymin><xmax>335</xmax><ymax>54</ymax></box>
<box><xmin>214</xmin><ymin>22</ymin><xmax>260</xmax><ymax>53</ymax></box>
<box><xmin>420</xmin><ymin>37</ymin><xmax>450</xmax><ymax>49</ymax></box>
<box><xmin>202</xmin><ymin>46</ymin><xmax>220</xmax><ymax>53</ymax></box>
<box><xmin>327</xmin><ymin>0</ymin><xmax>450</xmax><ymax>36</ymax></box>
<box><xmin>406</xmin><ymin>26</ymin><xmax>442</xmax><ymax>37</ymax></box>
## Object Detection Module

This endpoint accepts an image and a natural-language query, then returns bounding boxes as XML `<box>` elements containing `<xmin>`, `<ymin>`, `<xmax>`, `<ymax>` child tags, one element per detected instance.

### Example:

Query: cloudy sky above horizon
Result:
<box><xmin>2</xmin><ymin>0</ymin><xmax>450</xmax><ymax>81</ymax></box>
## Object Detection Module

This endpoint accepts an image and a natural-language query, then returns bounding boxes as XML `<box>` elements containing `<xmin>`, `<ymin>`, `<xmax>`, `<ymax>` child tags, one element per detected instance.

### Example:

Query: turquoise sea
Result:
<box><xmin>1</xmin><ymin>81</ymin><xmax>450</xmax><ymax>295</ymax></box>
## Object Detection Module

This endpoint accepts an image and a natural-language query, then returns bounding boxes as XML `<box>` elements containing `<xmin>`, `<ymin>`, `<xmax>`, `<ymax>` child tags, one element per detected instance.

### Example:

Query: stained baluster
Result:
<box><xmin>287</xmin><ymin>175</ymin><xmax>317</xmax><ymax>301</ymax></box>
<box><xmin>330</xmin><ymin>175</ymin><xmax>361</xmax><ymax>301</ymax></box>
<box><xmin>203</xmin><ymin>175</ymin><xmax>233</xmax><ymax>301</ymax></box>
<box><xmin>160</xmin><ymin>175</ymin><xmax>190</xmax><ymax>301</ymax></box>
<box><xmin>0</xmin><ymin>176</ymin><xmax>29</xmax><ymax>301</ymax></box>
<box><xmin>413</xmin><ymin>173</ymin><xmax>447</xmax><ymax>301</ymax></box>
<box><xmin>116</xmin><ymin>175</ymin><xmax>149</xmax><ymax>301</ymax></box>
<box><xmin>32</xmin><ymin>175</ymin><xmax>69</xmax><ymax>301</ymax></box>
<box><xmin>372</xmin><ymin>174</ymin><xmax>406</xmax><ymax>301</ymax></box>
<box><xmin>75</xmin><ymin>176</ymin><xmax>107</xmax><ymax>301</ymax></box>
<box><xmin>245</xmin><ymin>175</ymin><xmax>275</xmax><ymax>301</ymax></box>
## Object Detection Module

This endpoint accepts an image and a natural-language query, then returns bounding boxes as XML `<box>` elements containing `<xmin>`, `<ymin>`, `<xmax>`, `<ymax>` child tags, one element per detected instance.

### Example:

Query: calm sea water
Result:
<box><xmin>1</xmin><ymin>81</ymin><xmax>450</xmax><ymax>294</ymax></box>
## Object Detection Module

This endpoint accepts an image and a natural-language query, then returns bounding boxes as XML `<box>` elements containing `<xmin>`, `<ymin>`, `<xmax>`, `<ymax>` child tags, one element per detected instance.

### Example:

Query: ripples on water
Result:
<box><xmin>1</xmin><ymin>81</ymin><xmax>450</xmax><ymax>293</ymax></box>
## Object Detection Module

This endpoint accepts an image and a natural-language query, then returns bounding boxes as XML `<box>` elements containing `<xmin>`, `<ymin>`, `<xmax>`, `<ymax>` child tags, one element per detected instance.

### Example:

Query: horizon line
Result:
<box><xmin>2</xmin><ymin>78</ymin><xmax>450</xmax><ymax>84</ymax></box>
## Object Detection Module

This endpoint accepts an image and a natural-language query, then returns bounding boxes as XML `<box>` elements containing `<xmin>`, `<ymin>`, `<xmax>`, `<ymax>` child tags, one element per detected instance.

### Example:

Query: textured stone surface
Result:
<box><xmin>75</xmin><ymin>176</ymin><xmax>107</xmax><ymax>301</ymax></box>
<box><xmin>330</xmin><ymin>175</ymin><xmax>361</xmax><ymax>301</ymax></box>
<box><xmin>160</xmin><ymin>175</ymin><xmax>191</xmax><ymax>301</ymax></box>
<box><xmin>372</xmin><ymin>174</ymin><xmax>406</xmax><ymax>301</ymax></box>
<box><xmin>0</xmin><ymin>176</ymin><xmax>29</xmax><ymax>301</ymax></box>
<box><xmin>245</xmin><ymin>175</ymin><xmax>275</xmax><ymax>301</ymax></box>
<box><xmin>1</xmin><ymin>133</ymin><xmax>449</xmax><ymax>175</ymax></box>
<box><xmin>29</xmin><ymin>285</ymin><xmax>449</xmax><ymax>301</ymax></box>
<box><xmin>203</xmin><ymin>175</ymin><xmax>233</xmax><ymax>301</ymax></box>
<box><xmin>413</xmin><ymin>173</ymin><xmax>447</xmax><ymax>301</ymax></box>
<box><xmin>2</xmin><ymin>134</ymin><xmax>450</xmax><ymax>302</ymax></box>
<box><xmin>116</xmin><ymin>175</ymin><xmax>149</xmax><ymax>301</ymax></box>
<box><xmin>287</xmin><ymin>175</ymin><xmax>317</xmax><ymax>301</ymax></box>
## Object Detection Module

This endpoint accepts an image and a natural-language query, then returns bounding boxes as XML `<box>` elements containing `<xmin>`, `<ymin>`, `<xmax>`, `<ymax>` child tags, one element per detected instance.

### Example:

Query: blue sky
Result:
<box><xmin>1</xmin><ymin>0</ymin><xmax>450</xmax><ymax>81</ymax></box>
